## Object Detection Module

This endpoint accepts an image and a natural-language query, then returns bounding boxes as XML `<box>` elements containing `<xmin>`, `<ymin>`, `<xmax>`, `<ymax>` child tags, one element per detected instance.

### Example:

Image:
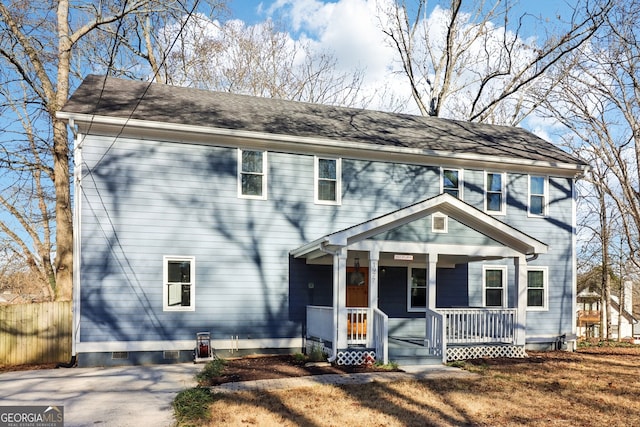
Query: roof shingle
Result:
<box><xmin>61</xmin><ymin>74</ymin><xmax>583</xmax><ymax>166</ymax></box>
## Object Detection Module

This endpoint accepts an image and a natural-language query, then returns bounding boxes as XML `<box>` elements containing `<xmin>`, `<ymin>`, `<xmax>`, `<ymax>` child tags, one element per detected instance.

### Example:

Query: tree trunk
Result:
<box><xmin>53</xmin><ymin>0</ymin><xmax>73</xmax><ymax>301</ymax></box>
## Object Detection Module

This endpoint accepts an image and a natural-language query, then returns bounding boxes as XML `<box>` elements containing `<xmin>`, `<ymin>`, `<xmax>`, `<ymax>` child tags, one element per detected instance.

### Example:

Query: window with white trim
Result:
<box><xmin>238</xmin><ymin>149</ymin><xmax>267</xmax><ymax>199</ymax></box>
<box><xmin>408</xmin><ymin>267</ymin><xmax>427</xmax><ymax>311</ymax></box>
<box><xmin>163</xmin><ymin>256</ymin><xmax>195</xmax><ymax>311</ymax></box>
<box><xmin>483</xmin><ymin>266</ymin><xmax>506</xmax><ymax>307</ymax></box>
<box><xmin>441</xmin><ymin>168</ymin><xmax>462</xmax><ymax>199</ymax></box>
<box><xmin>529</xmin><ymin>175</ymin><xmax>547</xmax><ymax>216</ymax></box>
<box><xmin>485</xmin><ymin>172</ymin><xmax>505</xmax><ymax>214</ymax></box>
<box><xmin>315</xmin><ymin>157</ymin><xmax>341</xmax><ymax>204</ymax></box>
<box><xmin>527</xmin><ymin>267</ymin><xmax>548</xmax><ymax>310</ymax></box>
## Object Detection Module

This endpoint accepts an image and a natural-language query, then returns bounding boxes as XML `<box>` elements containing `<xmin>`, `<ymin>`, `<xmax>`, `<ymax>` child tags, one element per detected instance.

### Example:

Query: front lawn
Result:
<box><xmin>182</xmin><ymin>346</ymin><xmax>640</xmax><ymax>426</ymax></box>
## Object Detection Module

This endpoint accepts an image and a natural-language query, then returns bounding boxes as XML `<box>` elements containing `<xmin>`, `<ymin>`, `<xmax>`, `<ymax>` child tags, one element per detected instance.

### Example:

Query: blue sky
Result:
<box><xmin>226</xmin><ymin>0</ymin><xmax>577</xmax><ymax>36</ymax></box>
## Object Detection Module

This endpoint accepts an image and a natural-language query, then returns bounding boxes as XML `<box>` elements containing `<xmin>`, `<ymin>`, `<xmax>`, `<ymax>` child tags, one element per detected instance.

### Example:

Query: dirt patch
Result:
<box><xmin>0</xmin><ymin>363</ymin><xmax>58</xmax><ymax>373</ymax></box>
<box><xmin>200</xmin><ymin>354</ymin><xmax>399</xmax><ymax>386</ymax></box>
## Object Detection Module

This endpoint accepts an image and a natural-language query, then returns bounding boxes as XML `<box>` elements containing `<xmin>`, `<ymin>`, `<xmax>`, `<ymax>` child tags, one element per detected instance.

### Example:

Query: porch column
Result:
<box><xmin>369</xmin><ymin>250</ymin><xmax>379</xmax><ymax>310</ymax></box>
<box><xmin>514</xmin><ymin>256</ymin><xmax>528</xmax><ymax>346</ymax></box>
<box><xmin>335</xmin><ymin>250</ymin><xmax>348</xmax><ymax>350</ymax></box>
<box><xmin>427</xmin><ymin>253</ymin><xmax>438</xmax><ymax>310</ymax></box>
<box><xmin>368</xmin><ymin>250</ymin><xmax>379</xmax><ymax>348</ymax></box>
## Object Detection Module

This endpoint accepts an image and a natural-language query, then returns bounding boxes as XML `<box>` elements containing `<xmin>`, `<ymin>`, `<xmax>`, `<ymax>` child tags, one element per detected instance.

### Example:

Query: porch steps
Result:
<box><xmin>388</xmin><ymin>337</ymin><xmax>443</xmax><ymax>366</ymax></box>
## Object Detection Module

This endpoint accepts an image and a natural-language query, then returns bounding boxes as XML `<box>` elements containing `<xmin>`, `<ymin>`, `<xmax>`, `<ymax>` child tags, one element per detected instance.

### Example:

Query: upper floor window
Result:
<box><xmin>529</xmin><ymin>176</ymin><xmax>547</xmax><ymax>216</ymax></box>
<box><xmin>238</xmin><ymin>149</ymin><xmax>267</xmax><ymax>199</ymax></box>
<box><xmin>483</xmin><ymin>265</ymin><xmax>506</xmax><ymax>307</ymax></box>
<box><xmin>441</xmin><ymin>168</ymin><xmax>462</xmax><ymax>199</ymax></box>
<box><xmin>315</xmin><ymin>157</ymin><xmax>341</xmax><ymax>205</ymax></box>
<box><xmin>408</xmin><ymin>267</ymin><xmax>427</xmax><ymax>311</ymax></box>
<box><xmin>527</xmin><ymin>268</ymin><xmax>548</xmax><ymax>310</ymax></box>
<box><xmin>485</xmin><ymin>172</ymin><xmax>505</xmax><ymax>214</ymax></box>
<box><xmin>163</xmin><ymin>256</ymin><xmax>195</xmax><ymax>311</ymax></box>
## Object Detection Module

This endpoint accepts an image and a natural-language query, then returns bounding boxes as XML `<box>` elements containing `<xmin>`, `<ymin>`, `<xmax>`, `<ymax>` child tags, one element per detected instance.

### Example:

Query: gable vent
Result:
<box><xmin>432</xmin><ymin>214</ymin><xmax>448</xmax><ymax>233</ymax></box>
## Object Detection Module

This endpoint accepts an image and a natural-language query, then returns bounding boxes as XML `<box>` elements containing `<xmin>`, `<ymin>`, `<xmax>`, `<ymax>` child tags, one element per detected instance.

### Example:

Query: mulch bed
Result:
<box><xmin>202</xmin><ymin>354</ymin><xmax>399</xmax><ymax>386</ymax></box>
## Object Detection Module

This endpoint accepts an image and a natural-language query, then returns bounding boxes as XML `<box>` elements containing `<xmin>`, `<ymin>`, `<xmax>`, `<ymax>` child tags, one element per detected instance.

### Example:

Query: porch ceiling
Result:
<box><xmin>290</xmin><ymin>193</ymin><xmax>548</xmax><ymax>259</ymax></box>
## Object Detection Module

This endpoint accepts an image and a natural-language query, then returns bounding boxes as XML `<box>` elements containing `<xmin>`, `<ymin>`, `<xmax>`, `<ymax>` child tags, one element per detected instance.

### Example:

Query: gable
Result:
<box><xmin>369</xmin><ymin>214</ymin><xmax>502</xmax><ymax>247</ymax></box>
<box><xmin>291</xmin><ymin>193</ymin><xmax>547</xmax><ymax>259</ymax></box>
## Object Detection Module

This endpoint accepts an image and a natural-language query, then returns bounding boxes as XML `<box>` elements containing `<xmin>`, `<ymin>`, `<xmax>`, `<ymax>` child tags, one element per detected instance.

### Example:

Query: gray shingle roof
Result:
<box><xmin>61</xmin><ymin>74</ymin><xmax>584</xmax><ymax>166</ymax></box>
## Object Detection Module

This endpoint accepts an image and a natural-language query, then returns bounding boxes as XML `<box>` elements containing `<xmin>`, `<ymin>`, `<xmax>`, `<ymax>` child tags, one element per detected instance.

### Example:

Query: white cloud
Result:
<box><xmin>265</xmin><ymin>0</ymin><xmax>412</xmax><ymax>111</ymax></box>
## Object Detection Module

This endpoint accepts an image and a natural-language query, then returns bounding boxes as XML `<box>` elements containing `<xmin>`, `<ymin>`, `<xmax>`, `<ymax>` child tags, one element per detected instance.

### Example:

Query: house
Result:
<box><xmin>57</xmin><ymin>75</ymin><xmax>586</xmax><ymax>367</ymax></box>
<box><xmin>577</xmin><ymin>283</ymin><xmax>637</xmax><ymax>340</ymax></box>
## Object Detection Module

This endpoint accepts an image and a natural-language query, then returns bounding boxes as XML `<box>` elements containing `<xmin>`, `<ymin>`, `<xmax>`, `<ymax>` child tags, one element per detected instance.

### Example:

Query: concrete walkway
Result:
<box><xmin>211</xmin><ymin>364</ymin><xmax>478</xmax><ymax>393</ymax></box>
<box><xmin>0</xmin><ymin>363</ymin><xmax>201</xmax><ymax>427</ymax></box>
<box><xmin>0</xmin><ymin>364</ymin><xmax>475</xmax><ymax>426</ymax></box>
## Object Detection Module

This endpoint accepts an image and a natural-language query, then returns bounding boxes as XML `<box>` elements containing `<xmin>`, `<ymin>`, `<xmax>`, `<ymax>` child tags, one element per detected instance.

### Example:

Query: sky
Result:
<box><xmin>215</xmin><ymin>0</ymin><xmax>579</xmax><ymax>141</ymax></box>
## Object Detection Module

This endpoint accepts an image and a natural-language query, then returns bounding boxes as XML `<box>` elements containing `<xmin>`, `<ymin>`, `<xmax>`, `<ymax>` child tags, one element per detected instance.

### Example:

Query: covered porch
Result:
<box><xmin>291</xmin><ymin>194</ymin><xmax>548</xmax><ymax>365</ymax></box>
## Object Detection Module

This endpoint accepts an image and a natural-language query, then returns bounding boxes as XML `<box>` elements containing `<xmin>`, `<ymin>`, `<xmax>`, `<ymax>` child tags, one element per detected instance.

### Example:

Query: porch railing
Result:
<box><xmin>439</xmin><ymin>308</ymin><xmax>517</xmax><ymax>344</ymax></box>
<box><xmin>346</xmin><ymin>307</ymin><xmax>368</xmax><ymax>345</ymax></box>
<box><xmin>373</xmin><ymin>308</ymin><xmax>388</xmax><ymax>364</ymax></box>
<box><xmin>425</xmin><ymin>308</ymin><xmax>444</xmax><ymax>358</ymax></box>
<box><xmin>306</xmin><ymin>306</ymin><xmax>333</xmax><ymax>343</ymax></box>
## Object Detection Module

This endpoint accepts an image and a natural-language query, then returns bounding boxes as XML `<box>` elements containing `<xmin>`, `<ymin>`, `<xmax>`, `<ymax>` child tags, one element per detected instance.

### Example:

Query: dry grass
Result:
<box><xmin>201</xmin><ymin>347</ymin><xmax>640</xmax><ymax>426</ymax></box>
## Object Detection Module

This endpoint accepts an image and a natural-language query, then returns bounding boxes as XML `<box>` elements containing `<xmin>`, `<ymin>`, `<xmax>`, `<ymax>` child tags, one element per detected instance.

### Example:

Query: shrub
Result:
<box><xmin>173</xmin><ymin>387</ymin><xmax>214</xmax><ymax>424</ymax></box>
<box><xmin>307</xmin><ymin>344</ymin><xmax>326</xmax><ymax>362</ymax></box>
<box><xmin>195</xmin><ymin>358</ymin><xmax>226</xmax><ymax>384</ymax></box>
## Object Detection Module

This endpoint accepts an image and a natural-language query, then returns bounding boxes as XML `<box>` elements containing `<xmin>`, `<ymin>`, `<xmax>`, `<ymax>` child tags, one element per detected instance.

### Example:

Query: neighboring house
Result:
<box><xmin>58</xmin><ymin>75</ymin><xmax>586</xmax><ymax>367</ymax></box>
<box><xmin>577</xmin><ymin>283</ymin><xmax>637</xmax><ymax>340</ymax></box>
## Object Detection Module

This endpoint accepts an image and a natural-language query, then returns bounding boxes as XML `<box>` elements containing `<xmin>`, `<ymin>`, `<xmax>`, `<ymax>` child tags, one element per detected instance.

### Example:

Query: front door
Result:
<box><xmin>346</xmin><ymin>267</ymin><xmax>368</xmax><ymax>339</ymax></box>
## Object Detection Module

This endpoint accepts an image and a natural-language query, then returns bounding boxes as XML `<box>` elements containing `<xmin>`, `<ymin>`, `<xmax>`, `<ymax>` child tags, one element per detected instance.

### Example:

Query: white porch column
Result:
<box><xmin>427</xmin><ymin>253</ymin><xmax>438</xmax><ymax>310</ymax></box>
<box><xmin>369</xmin><ymin>251</ymin><xmax>380</xmax><ymax>310</ymax></box>
<box><xmin>514</xmin><ymin>256</ymin><xmax>528</xmax><ymax>346</ymax></box>
<box><xmin>367</xmin><ymin>250</ymin><xmax>379</xmax><ymax>348</ymax></box>
<box><xmin>335</xmin><ymin>250</ymin><xmax>348</xmax><ymax>350</ymax></box>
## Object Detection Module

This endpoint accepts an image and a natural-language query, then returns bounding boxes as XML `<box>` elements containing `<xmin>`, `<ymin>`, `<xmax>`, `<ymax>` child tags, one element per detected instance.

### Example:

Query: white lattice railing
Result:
<box><xmin>373</xmin><ymin>308</ymin><xmax>388</xmax><ymax>364</ymax></box>
<box><xmin>439</xmin><ymin>308</ymin><xmax>517</xmax><ymax>344</ymax></box>
<box><xmin>347</xmin><ymin>307</ymin><xmax>369</xmax><ymax>345</ymax></box>
<box><xmin>306</xmin><ymin>306</ymin><xmax>333</xmax><ymax>342</ymax></box>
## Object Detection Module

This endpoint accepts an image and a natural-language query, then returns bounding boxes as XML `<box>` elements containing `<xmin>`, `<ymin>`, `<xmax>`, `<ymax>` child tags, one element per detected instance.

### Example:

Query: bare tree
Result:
<box><xmin>160</xmin><ymin>17</ymin><xmax>367</xmax><ymax>107</ymax></box>
<box><xmin>0</xmin><ymin>0</ymin><xmax>224</xmax><ymax>300</ymax></box>
<box><xmin>377</xmin><ymin>0</ymin><xmax>612</xmax><ymax>124</ymax></box>
<box><xmin>539</xmin><ymin>0</ymin><xmax>640</xmax><ymax>339</ymax></box>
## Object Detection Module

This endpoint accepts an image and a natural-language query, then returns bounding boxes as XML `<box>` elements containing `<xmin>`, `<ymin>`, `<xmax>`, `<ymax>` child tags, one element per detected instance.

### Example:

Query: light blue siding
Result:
<box><xmin>78</xmin><ymin>134</ymin><xmax>576</xmax><ymax>350</ymax></box>
<box><xmin>371</xmin><ymin>216</ymin><xmax>501</xmax><ymax>246</ymax></box>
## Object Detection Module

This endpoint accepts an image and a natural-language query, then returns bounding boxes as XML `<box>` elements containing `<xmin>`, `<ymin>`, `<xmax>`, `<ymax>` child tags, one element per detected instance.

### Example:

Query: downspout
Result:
<box><xmin>70</xmin><ymin>124</ymin><xmax>83</xmax><ymax>364</ymax></box>
<box><xmin>319</xmin><ymin>241</ymin><xmax>340</xmax><ymax>362</ymax></box>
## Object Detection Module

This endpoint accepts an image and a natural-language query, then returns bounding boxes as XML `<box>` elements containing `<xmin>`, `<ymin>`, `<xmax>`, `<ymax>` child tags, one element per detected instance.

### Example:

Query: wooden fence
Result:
<box><xmin>0</xmin><ymin>301</ymin><xmax>72</xmax><ymax>366</ymax></box>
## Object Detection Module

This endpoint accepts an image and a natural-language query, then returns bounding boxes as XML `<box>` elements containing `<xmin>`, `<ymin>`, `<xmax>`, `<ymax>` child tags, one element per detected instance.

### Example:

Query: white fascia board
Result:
<box><xmin>351</xmin><ymin>241</ymin><xmax>522</xmax><ymax>258</ymax></box>
<box><xmin>56</xmin><ymin>112</ymin><xmax>587</xmax><ymax>178</ymax></box>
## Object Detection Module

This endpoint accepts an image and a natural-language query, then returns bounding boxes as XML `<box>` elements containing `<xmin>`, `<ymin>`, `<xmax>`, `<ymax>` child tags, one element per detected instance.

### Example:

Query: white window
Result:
<box><xmin>483</xmin><ymin>266</ymin><xmax>506</xmax><ymax>307</ymax></box>
<box><xmin>407</xmin><ymin>267</ymin><xmax>427</xmax><ymax>311</ymax></box>
<box><xmin>529</xmin><ymin>176</ymin><xmax>547</xmax><ymax>216</ymax></box>
<box><xmin>432</xmin><ymin>213</ymin><xmax>448</xmax><ymax>233</ymax></box>
<box><xmin>485</xmin><ymin>172</ymin><xmax>506</xmax><ymax>214</ymax></box>
<box><xmin>441</xmin><ymin>168</ymin><xmax>462</xmax><ymax>199</ymax></box>
<box><xmin>315</xmin><ymin>157</ymin><xmax>341</xmax><ymax>205</ymax></box>
<box><xmin>238</xmin><ymin>149</ymin><xmax>267</xmax><ymax>199</ymax></box>
<box><xmin>163</xmin><ymin>256</ymin><xmax>195</xmax><ymax>311</ymax></box>
<box><xmin>527</xmin><ymin>267</ymin><xmax>548</xmax><ymax>310</ymax></box>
